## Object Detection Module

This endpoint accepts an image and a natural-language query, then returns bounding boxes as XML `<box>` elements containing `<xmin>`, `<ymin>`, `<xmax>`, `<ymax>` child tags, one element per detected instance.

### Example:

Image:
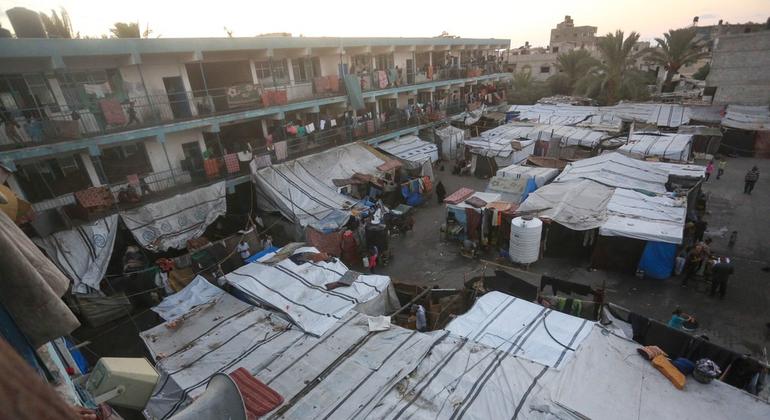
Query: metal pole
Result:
<box><xmin>159</xmin><ymin>137</ymin><xmax>177</xmax><ymax>185</ymax></box>
<box><xmin>198</xmin><ymin>61</ymin><xmax>212</xmax><ymax>112</ymax></box>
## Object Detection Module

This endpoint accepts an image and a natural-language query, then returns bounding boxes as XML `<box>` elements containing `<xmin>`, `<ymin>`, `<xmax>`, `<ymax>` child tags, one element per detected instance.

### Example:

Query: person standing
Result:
<box><xmin>435</xmin><ymin>180</ymin><xmax>447</xmax><ymax>204</ymax></box>
<box><xmin>694</xmin><ymin>220</ymin><xmax>708</xmax><ymax>243</ymax></box>
<box><xmin>710</xmin><ymin>256</ymin><xmax>734</xmax><ymax>298</ymax></box>
<box><xmin>705</xmin><ymin>160</ymin><xmax>714</xmax><ymax>181</ymax></box>
<box><xmin>236</xmin><ymin>240</ymin><xmax>251</xmax><ymax>263</ymax></box>
<box><xmin>412</xmin><ymin>304</ymin><xmax>427</xmax><ymax>332</ymax></box>
<box><xmin>744</xmin><ymin>166</ymin><xmax>760</xmax><ymax>194</ymax></box>
<box><xmin>682</xmin><ymin>245</ymin><xmax>703</xmax><ymax>286</ymax></box>
<box><xmin>717</xmin><ymin>158</ymin><xmax>726</xmax><ymax>180</ymax></box>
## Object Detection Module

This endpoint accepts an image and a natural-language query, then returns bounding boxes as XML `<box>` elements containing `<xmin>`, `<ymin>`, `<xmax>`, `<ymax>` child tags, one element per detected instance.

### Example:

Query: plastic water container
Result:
<box><xmin>509</xmin><ymin>216</ymin><xmax>543</xmax><ymax>264</ymax></box>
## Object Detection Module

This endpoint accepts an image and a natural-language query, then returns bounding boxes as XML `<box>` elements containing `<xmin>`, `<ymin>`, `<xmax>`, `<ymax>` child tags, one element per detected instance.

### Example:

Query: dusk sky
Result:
<box><xmin>1</xmin><ymin>0</ymin><xmax>767</xmax><ymax>46</ymax></box>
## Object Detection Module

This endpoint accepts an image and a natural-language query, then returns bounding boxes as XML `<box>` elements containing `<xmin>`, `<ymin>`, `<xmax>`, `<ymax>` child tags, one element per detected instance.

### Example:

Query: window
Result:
<box><xmin>291</xmin><ymin>57</ymin><xmax>316</xmax><ymax>83</ymax></box>
<box><xmin>540</xmin><ymin>66</ymin><xmax>551</xmax><ymax>74</ymax></box>
<box><xmin>270</xmin><ymin>59</ymin><xmax>289</xmax><ymax>84</ymax></box>
<box><xmin>253</xmin><ymin>61</ymin><xmax>271</xmax><ymax>81</ymax></box>
<box><xmin>552</xmin><ymin>46</ymin><xmax>559</xmax><ymax>53</ymax></box>
<box><xmin>375</xmin><ymin>54</ymin><xmax>393</xmax><ymax>70</ymax></box>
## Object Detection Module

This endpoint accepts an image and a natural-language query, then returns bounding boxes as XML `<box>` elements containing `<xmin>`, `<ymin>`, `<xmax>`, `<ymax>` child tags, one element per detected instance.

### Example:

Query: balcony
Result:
<box><xmin>0</xmin><ymin>62</ymin><xmax>509</xmax><ymax>154</ymax></box>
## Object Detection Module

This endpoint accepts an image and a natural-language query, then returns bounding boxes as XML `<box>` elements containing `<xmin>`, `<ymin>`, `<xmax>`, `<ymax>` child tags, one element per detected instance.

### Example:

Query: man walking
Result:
<box><xmin>710</xmin><ymin>256</ymin><xmax>734</xmax><ymax>298</ymax></box>
<box><xmin>717</xmin><ymin>158</ymin><xmax>726</xmax><ymax>180</ymax></box>
<box><xmin>744</xmin><ymin>166</ymin><xmax>760</xmax><ymax>194</ymax></box>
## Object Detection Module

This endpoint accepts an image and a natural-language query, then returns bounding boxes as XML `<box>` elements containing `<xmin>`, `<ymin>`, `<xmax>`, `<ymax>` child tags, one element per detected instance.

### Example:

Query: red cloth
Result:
<box><xmin>204</xmin><ymin>159</ymin><xmax>219</xmax><ymax>178</ymax></box>
<box><xmin>229</xmin><ymin>368</ymin><xmax>283</xmax><ymax>418</ymax></box>
<box><xmin>465</xmin><ymin>207</ymin><xmax>482</xmax><ymax>241</ymax></box>
<box><xmin>74</xmin><ymin>186</ymin><xmax>113</xmax><ymax>209</ymax></box>
<box><xmin>224</xmin><ymin>153</ymin><xmax>240</xmax><ymax>174</ymax></box>
<box><xmin>444</xmin><ymin>187</ymin><xmax>475</xmax><ymax>204</ymax></box>
<box><xmin>326</xmin><ymin>76</ymin><xmax>340</xmax><ymax>92</ymax></box>
<box><xmin>99</xmin><ymin>99</ymin><xmax>127</xmax><ymax>126</ymax></box>
<box><xmin>305</xmin><ymin>227</ymin><xmax>343</xmax><ymax>256</ymax></box>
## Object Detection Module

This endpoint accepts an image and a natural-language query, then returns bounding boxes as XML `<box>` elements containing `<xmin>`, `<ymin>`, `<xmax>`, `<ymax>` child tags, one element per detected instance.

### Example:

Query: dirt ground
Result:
<box><xmin>380</xmin><ymin>156</ymin><xmax>770</xmax><ymax>359</ymax></box>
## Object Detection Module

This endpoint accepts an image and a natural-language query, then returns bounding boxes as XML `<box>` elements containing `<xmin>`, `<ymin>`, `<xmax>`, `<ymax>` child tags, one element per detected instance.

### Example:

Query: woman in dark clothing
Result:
<box><xmin>435</xmin><ymin>180</ymin><xmax>447</xmax><ymax>204</ymax></box>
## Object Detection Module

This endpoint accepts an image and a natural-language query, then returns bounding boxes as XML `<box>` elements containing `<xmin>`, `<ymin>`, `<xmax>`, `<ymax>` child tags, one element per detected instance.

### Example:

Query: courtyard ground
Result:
<box><xmin>380</xmin><ymin>156</ymin><xmax>770</xmax><ymax>358</ymax></box>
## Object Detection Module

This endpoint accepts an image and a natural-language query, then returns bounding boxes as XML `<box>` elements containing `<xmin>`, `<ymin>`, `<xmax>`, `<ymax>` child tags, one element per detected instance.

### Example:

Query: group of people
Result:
<box><xmin>704</xmin><ymin>158</ymin><xmax>760</xmax><ymax>195</ymax></box>
<box><xmin>679</xmin><ymin>236</ymin><xmax>734</xmax><ymax>298</ymax></box>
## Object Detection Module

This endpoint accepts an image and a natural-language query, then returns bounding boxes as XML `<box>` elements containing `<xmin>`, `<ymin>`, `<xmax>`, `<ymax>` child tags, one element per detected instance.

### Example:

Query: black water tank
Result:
<box><xmin>6</xmin><ymin>7</ymin><xmax>47</xmax><ymax>38</ymax></box>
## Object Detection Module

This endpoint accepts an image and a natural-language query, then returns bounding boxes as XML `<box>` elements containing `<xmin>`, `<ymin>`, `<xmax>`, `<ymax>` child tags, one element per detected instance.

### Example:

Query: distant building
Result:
<box><xmin>549</xmin><ymin>15</ymin><xmax>598</xmax><ymax>53</ymax></box>
<box><xmin>707</xmin><ymin>30</ymin><xmax>770</xmax><ymax>105</ymax></box>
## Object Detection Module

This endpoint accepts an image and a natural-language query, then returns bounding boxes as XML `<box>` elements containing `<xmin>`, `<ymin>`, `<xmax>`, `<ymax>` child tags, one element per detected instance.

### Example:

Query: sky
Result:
<box><xmin>0</xmin><ymin>0</ymin><xmax>767</xmax><ymax>47</ymax></box>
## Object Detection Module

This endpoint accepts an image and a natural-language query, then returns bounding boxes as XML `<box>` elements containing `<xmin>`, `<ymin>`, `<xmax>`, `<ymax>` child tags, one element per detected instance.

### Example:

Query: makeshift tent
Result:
<box><xmin>600</xmin><ymin>188</ymin><xmax>687</xmax><ymax>244</ymax></box>
<box><xmin>120</xmin><ymin>181</ymin><xmax>226</xmax><ymax>251</ymax></box>
<box><xmin>487</xmin><ymin>164</ymin><xmax>559</xmax><ymax>203</ymax></box>
<box><xmin>225</xmin><ymin>246</ymin><xmax>398</xmax><ymax>336</ymax></box>
<box><xmin>253</xmin><ymin>143</ymin><xmax>385</xmax><ymax>228</ymax></box>
<box><xmin>33</xmin><ymin>214</ymin><xmax>119</xmax><ymax>293</ymax></box>
<box><xmin>620</xmin><ymin>132</ymin><xmax>694</xmax><ymax>162</ymax></box>
<box><xmin>376</xmin><ymin>135</ymin><xmax>438</xmax><ymax>168</ymax></box>
<box><xmin>464</xmin><ymin>123</ymin><xmax>538</xmax><ymax>167</ymax></box>
<box><xmin>555</xmin><ymin>152</ymin><xmax>672</xmax><ymax>193</ymax></box>
<box><xmin>721</xmin><ymin>105</ymin><xmax>770</xmax><ymax>131</ymax></box>
<box><xmin>508</xmin><ymin>103</ymin><xmax>622</xmax><ymax>131</ymax></box>
<box><xmin>435</xmin><ymin>125</ymin><xmax>465</xmax><ymax>160</ymax></box>
<box><xmin>446</xmin><ymin>292</ymin><xmax>591</xmax><ymax>368</ymax></box>
<box><xmin>142</xmin><ymin>300</ymin><xmax>442</xmax><ymax>420</ymax></box>
<box><xmin>526</xmin><ymin>124</ymin><xmax>611</xmax><ymax>148</ymax></box>
<box><xmin>151</xmin><ymin>276</ymin><xmax>225</xmax><ymax>321</ymax></box>
<box><xmin>518</xmin><ymin>179</ymin><xmax>613</xmax><ymax>231</ymax></box>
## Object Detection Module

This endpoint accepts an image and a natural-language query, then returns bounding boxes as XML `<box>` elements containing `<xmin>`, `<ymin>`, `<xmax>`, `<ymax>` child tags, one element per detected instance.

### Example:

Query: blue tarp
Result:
<box><xmin>637</xmin><ymin>241</ymin><xmax>677</xmax><ymax>279</ymax></box>
<box><xmin>520</xmin><ymin>177</ymin><xmax>539</xmax><ymax>203</ymax></box>
<box><xmin>245</xmin><ymin>246</ymin><xmax>279</xmax><ymax>264</ymax></box>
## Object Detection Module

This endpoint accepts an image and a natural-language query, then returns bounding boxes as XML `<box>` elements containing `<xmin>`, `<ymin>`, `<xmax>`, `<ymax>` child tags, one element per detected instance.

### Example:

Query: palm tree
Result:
<box><xmin>646</xmin><ymin>28</ymin><xmax>709</xmax><ymax>92</ymax></box>
<box><xmin>39</xmin><ymin>8</ymin><xmax>73</xmax><ymax>39</ymax></box>
<box><xmin>554</xmin><ymin>49</ymin><xmax>599</xmax><ymax>92</ymax></box>
<box><xmin>582</xmin><ymin>30</ymin><xmax>642</xmax><ymax>104</ymax></box>
<box><xmin>512</xmin><ymin>70</ymin><xmax>533</xmax><ymax>91</ymax></box>
<box><xmin>110</xmin><ymin>22</ymin><xmax>141</xmax><ymax>38</ymax></box>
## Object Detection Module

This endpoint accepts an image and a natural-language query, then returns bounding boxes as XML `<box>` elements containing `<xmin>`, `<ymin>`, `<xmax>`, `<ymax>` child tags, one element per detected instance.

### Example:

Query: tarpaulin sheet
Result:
<box><xmin>495</xmin><ymin>165</ymin><xmax>558</xmax><ymax>187</ymax></box>
<box><xmin>537</xmin><ymin>325</ymin><xmax>770</xmax><ymax>420</ymax></box>
<box><xmin>637</xmin><ymin>241</ymin><xmax>677</xmax><ymax>279</ymax></box>
<box><xmin>366</xmin><ymin>334</ymin><xmax>555</xmax><ymax>420</ymax></box>
<box><xmin>527</xmin><ymin>124</ymin><xmax>610</xmax><ymax>147</ymax></box>
<box><xmin>33</xmin><ymin>215</ymin><xmax>118</xmax><ymax>294</ymax></box>
<box><xmin>620</xmin><ymin>132</ymin><xmax>693</xmax><ymax>161</ymax></box>
<box><xmin>435</xmin><ymin>125</ymin><xmax>465</xmax><ymax>160</ymax></box>
<box><xmin>120</xmin><ymin>181</ymin><xmax>226</xmax><ymax>251</ymax></box>
<box><xmin>720</xmin><ymin>105</ymin><xmax>770</xmax><ymax>131</ymax></box>
<box><xmin>377</xmin><ymin>135</ymin><xmax>438</xmax><ymax>167</ymax></box>
<box><xmin>225</xmin><ymin>246</ymin><xmax>397</xmax><ymax>336</ymax></box>
<box><xmin>445</xmin><ymin>292</ymin><xmax>591</xmax><ymax>369</ymax></box>
<box><xmin>142</xmin><ymin>301</ymin><xmax>443</xmax><ymax>420</ymax></box>
<box><xmin>253</xmin><ymin>143</ymin><xmax>384</xmax><ymax>227</ymax></box>
<box><xmin>151</xmin><ymin>276</ymin><xmax>224</xmax><ymax>321</ymax></box>
<box><xmin>600</xmin><ymin>188</ymin><xmax>687</xmax><ymax>244</ymax></box>
<box><xmin>555</xmin><ymin>152</ymin><xmax>671</xmax><ymax>193</ymax></box>
<box><xmin>518</xmin><ymin>179</ymin><xmax>613</xmax><ymax>231</ymax></box>
<box><xmin>344</xmin><ymin>74</ymin><xmax>365</xmax><ymax>110</ymax></box>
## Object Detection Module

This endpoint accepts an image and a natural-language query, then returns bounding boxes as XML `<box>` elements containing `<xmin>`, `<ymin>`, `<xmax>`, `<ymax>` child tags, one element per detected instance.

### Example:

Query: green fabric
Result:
<box><xmin>343</xmin><ymin>74</ymin><xmax>365</xmax><ymax>110</ymax></box>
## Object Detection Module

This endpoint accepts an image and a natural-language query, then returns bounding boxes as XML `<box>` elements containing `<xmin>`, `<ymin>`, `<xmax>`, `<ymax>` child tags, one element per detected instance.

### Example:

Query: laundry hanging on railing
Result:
<box><xmin>120</xmin><ymin>181</ymin><xmax>226</xmax><ymax>252</ymax></box>
<box><xmin>343</xmin><ymin>74</ymin><xmax>365</xmax><ymax>110</ymax></box>
<box><xmin>99</xmin><ymin>99</ymin><xmax>127</xmax><ymax>126</ymax></box>
<box><xmin>33</xmin><ymin>214</ymin><xmax>119</xmax><ymax>294</ymax></box>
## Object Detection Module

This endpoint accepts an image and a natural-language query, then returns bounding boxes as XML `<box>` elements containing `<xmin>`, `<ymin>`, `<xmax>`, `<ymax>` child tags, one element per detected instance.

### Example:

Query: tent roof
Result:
<box><xmin>722</xmin><ymin>105</ymin><xmax>770</xmax><ymax>131</ymax></box>
<box><xmin>225</xmin><ymin>246</ymin><xmax>396</xmax><ymax>336</ymax></box>
<box><xmin>376</xmin><ymin>135</ymin><xmax>438</xmax><ymax>164</ymax></box>
<box><xmin>253</xmin><ymin>143</ymin><xmax>384</xmax><ymax>227</ymax></box>
<box><xmin>620</xmin><ymin>132</ymin><xmax>694</xmax><ymax>162</ymax></box>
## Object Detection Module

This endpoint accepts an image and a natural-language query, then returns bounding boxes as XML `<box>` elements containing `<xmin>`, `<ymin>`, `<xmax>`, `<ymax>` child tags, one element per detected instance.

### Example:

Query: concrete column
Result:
<box><xmin>81</xmin><ymin>150</ymin><xmax>103</xmax><ymax>186</ymax></box>
<box><xmin>249</xmin><ymin>59</ymin><xmax>259</xmax><ymax>84</ymax></box>
<box><xmin>5</xmin><ymin>174</ymin><xmax>26</xmax><ymax>200</ymax></box>
<box><xmin>286</xmin><ymin>58</ymin><xmax>295</xmax><ymax>85</ymax></box>
<box><xmin>260</xmin><ymin>120</ymin><xmax>269</xmax><ymax>138</ymax></box>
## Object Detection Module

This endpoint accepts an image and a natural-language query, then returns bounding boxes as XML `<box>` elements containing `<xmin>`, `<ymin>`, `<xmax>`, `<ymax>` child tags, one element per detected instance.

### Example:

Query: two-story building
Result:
<box><xmin>0</xmin><ymin>36</ymin><xmax>510</xmax><ymax>233</ymax></box>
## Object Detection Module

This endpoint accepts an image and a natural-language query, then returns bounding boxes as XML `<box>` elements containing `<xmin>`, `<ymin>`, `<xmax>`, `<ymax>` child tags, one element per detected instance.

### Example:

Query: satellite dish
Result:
<box><xmin>170</xmin><ymin>373</ymin><xmax>247</xmax><ymax>420</ymax></box>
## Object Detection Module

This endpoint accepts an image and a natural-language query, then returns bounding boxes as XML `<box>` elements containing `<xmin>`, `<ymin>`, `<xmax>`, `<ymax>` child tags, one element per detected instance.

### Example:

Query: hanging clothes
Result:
<box><xmin>274</xmin><ymin>141</ymin><xmax>288</xmax><ymax>161</ymax></box>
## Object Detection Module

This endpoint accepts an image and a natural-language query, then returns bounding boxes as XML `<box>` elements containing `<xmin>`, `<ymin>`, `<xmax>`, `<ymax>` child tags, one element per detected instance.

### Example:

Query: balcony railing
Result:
<box><xmin>28</xmin><ymin>99</ymin><xmax>482</xmax><ymax>219</ymax></box>
<box><xmin>1</xmin><ymin>63</ymin><xmax>509</xmax><ymax>152</ymax></box>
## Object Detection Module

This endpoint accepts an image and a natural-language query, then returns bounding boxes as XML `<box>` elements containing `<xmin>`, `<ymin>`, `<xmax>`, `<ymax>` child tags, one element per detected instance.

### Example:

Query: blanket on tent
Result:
<box><xmin>225</xmin><ymin>246</ymin><xmax>397</xmax><ymax>336</ymax></box>
<box><xmin>151</xmin><ymin>276</ymin><xmax>225</xmax><ymax>321</ymax></box>
<box><xmin>33</xmin><ymin>215</ymin><xmax>119</xmax><ymax>294</ymax></box>
<box><xmin>120</xmin><ymin>181</ymin><xmax>226</xmax><ymax>251</ymax></box>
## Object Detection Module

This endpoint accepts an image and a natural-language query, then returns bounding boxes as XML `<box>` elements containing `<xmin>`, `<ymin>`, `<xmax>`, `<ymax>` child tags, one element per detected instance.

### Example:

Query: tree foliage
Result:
<box><xmin>39</xmin><ymin>8</ymin><xmax>73</xmax><ymax>39</ymax></box>
<box><xmin>646</xmin><ymin>28</ymin><xmax>709</xmax><ymax>91</ymax></box>
<box><xmin>509</xmin><ymin>70</ymin><xmax>551</xmax><ymax>104</ymax></box>
<box><xmin>110</xmin><ymin>22</ymin><xmax>141</xmax><ymax>38</ymax></box>
<box><xmin>570</xmin><ymin>30</ymin><xmax>651</xmax><ymax>105</ymax></box>
<box><xmin>552</xmin><ymin>49</ymin><xmax>599</xmax><ymax>93</ymax></box>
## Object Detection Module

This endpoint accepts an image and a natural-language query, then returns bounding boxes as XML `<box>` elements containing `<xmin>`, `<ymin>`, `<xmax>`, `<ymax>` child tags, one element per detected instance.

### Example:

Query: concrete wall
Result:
<box><xmin>144</xmin><ymin>128</ymin><xmax>206</xmax><ymax>172</ymax></box>
<box><xmin>319</xmin><ymin>55</ymin><xmax>341</xmax><ymax>77</ymax></box>
<box><xmin>707</xmin><ymin>31</ymin><xmax>770</xmax><ymax>105</ymax></box>
<box><xmin>507</xmin><ymin>52</ymin><xmax>558</xmax><ymax>81</ymax></box>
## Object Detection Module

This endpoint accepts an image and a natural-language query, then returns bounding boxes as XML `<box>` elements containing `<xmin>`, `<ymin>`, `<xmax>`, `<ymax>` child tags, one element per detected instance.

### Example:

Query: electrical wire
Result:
<box><xmin>541</xmin><ymin>316</ymin><xmax>576</xmax><ymax>352</ymax></box>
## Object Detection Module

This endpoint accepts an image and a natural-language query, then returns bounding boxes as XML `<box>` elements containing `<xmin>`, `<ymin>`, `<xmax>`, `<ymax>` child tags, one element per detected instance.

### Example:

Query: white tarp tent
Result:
<box><xmin>600</xmin><ymin>188</ymin><xmax>687</xmax><ymax>244</ymax></box>
<box><xmin>33</xmin><ymin>214</ymin><xmax>118</xmax><ymax>294</ymax></box>
<box><xmin>486</xmin><ymin>165</ymin><xmax>558</xmax><ymax>204</ymax></box>
<box><xmin>465</xmin><ymin>124</ymin><xmax>537</xmax><ymax>167</ymax></box>
<box><xmin>253</xmin><ymin>143</ymin><xmax>384</xmax><ymax>227</ymax></box>
<box><xmin>508</xmin><ymin>103</ymin><xmax>623</xmax><ymax>131</ymax></box>
<box><xmin>446</xmin><ymin>292</ymin><xmax>592</xmax><ymax>369</ymax></box>
<box><xmin>225</xmin><ymin>246</ymin><xmax>398</xmax><ymax>336</ymax></box>
<box><xmin>555</xmin><ymin>153</ymin><xmax>671</xmax><ymax>193</ymax></box>
<box><xmin>142</xmin><ymin>298</ymin><xmax>442</xmax><ymax>420</ymax></box>
<box><xmin>120</xmin><ymin>181</ymin><xmax>226</xmax><ymax>251</ymax></box>
<box><xmin>620</xmin><ymin>132</ymin><xmax>694</xmax><ymax>162</ymax></box>
<box><xmin>435</xmin><ymin>125</ymin><xmax>465</xmax><ymax>160</ymax></box>
<box><xmin>377</xmin><ymin>135</ymin><xmax>438</xmax><ymax>167</ymax></box>
<box><xmin>534</xmin><ymin>325</ymin><xmax>770</xmax><ymax>420</ymax></box>
<box><xmin>526</xmin><ymin>124</ymin><xmax>612</xmax><ymax>148</ymax></box>
<box><xmin>518</xmin><ymin>179</ymin><xmax>613</xmax><ymax>231</ymax></box>
<box><xmin>151</xmin><ymin>276</ymin><xmax>225</xmax><ymax>321</ymax></box>
<box><xmin>495</xmin><ymin>165</ymin><xmax>559</xmax><ymax>187</ymax></box>
<box><xmin>720</xmin><ymin>105</ymin><xmax>770</xmax><ymax>131</ymax></box>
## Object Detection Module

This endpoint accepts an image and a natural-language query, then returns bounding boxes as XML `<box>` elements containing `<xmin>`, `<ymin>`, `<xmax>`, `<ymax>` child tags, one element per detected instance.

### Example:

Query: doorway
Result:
<box><xmin>163</xmin><ymin>76</ymin><xmax>192</xmax><ymax>119</ymax></box>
